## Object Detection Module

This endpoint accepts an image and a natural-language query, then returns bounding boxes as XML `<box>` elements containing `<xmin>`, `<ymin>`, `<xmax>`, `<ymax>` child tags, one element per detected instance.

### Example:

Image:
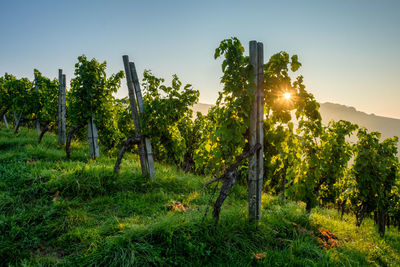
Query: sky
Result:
<box><xmin>1</xmin><ymin>0</ymin><xmax>399</xmax><ymax>119</ymax></box>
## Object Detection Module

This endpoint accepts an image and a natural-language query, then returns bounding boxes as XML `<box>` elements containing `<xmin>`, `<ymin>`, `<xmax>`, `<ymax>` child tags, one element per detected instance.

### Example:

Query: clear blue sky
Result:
<box><xmin>1</xmin><ymin>0</ymin><xmax>399</xmax><ymax>118</ymax></box>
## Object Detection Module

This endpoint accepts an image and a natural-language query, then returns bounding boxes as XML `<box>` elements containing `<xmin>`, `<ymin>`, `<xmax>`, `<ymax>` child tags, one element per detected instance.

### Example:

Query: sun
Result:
<box><xmin>283</xmin><ymin>92</ymin><xmax>291</xmax><ymax>100</ymax></box>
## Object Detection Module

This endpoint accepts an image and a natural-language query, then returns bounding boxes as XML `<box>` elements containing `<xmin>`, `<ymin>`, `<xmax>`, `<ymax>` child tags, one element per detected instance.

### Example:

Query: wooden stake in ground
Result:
<box><xmin>88</xmin><ymin>115</ymin><xmax>100</xmax><ymax>158</ymax></box>
<box><xmin>122</xmin><ymin>55</ymin><xmax>148</xmax><ymax>176</ymax></box>
<box><xmin>248</xmin><ymin>41</ymin><xmax>259</xmax><ymax>221</ymax></box>
<box><xmin>256</xmin><ymin>42</ymin><xmax>264</xmax><ymax>216</ymax></box>
<box><xmin>58</xmin><ymin>69</ymin><xmax>62</xmax><ymax>142</ymax></box>
<box><xmin>62</xmin><ymin>74</ymin><xmax>67</xmax><ymax>140</ymax></box>
<box><xmin>34</xmin><ymin>73</ymin><xmax>40</xmax><ymax>135</ymax></box>
<box><xmin>248</xmin><ymin>40</ymin><xmax>264</xmax><ymax>221</ymax></box>
<box><xmin>3</xmin><ymin>115</ymin><xmax>8</xmax><ymax>129</ymax></box>
<box><xmin>14</xmin><ymin>109</ymin><xmax>24</xmax><ymax>134</ymax></box>
<box><xmin>58</xmin><ymin>69</ymin><xmax>66</xmax><ymax>145</ymax></box>
<box><xmin>129</xmin><ymin>62</ymin><xmax>155</xmax><ymax>180</ymax></box>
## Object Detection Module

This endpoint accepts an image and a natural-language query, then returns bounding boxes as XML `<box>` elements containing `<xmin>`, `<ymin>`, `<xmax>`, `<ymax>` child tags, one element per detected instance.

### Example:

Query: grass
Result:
<box><xmin>0</xmin><ymin>127</ymin><xmax>399</xmax><ymax>266</ymax></box>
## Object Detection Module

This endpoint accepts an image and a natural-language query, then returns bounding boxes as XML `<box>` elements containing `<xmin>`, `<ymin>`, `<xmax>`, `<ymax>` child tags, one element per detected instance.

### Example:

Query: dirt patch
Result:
<box><xmin>254</xmin><ymin>252</ymin><xmax>266</xmax><ymax>260</ymax></box>
<box><xmin>316</xmin><ymin>228</ymin><xmax>339</xmax><ymax>249</ymax></box>
<box><xmin>165</xmin><ymin>201</ymin><xmax>189</xmax><ymax>212</ymax></box>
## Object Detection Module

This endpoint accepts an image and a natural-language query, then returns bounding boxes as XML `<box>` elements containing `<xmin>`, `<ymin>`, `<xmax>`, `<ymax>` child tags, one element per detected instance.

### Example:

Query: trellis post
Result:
<box><xmin>34</xmin><ymin>73</ymin><xmax>40</xmax><ymax>135</ymax></box>
<box><xmin>88</xmin><ymin>115</ymin><xmax>100</xmax><ymax>158</ymax></box>
<box><xmin>248</xmin><ymin>40</ymin><xmax>264</xmax><ymax>221</ymax></box>
<box><xmin>3</xmin><ymin>115</ymin><xmax>8</xmax><ymax>129</ymax></box>
<box><xmin>58</xmin><ymin>69</ymin><xmax>66</xmax><ymax>145</ymax></box>
<box><xmin>122</xmin><ymin>55</ymin><xmax>149</xmax><ymax>176</ymax></box>
<box><xmin>256</xmin><ymin>42</ymin><xmax>264</xmax><ymax>216</ymax></box>
<box><xmin>129</xmin><ymin>62</ymin><xmax>156</xmax><ymax>180</ymax></box>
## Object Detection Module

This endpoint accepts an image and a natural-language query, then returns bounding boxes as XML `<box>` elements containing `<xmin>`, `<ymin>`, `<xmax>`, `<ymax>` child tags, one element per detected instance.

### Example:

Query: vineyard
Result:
<box><xmin>1</xmin><ymin>38</ymin><xmax>400</xmax><ymax>266</ymax></box>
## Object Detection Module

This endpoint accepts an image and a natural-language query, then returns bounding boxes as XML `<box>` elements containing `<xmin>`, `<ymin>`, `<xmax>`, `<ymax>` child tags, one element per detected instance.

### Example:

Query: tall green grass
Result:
<box><xmin>0</xmin><ymin>127</ymin><xmax>399</xmax><ymax>266</ymax></box>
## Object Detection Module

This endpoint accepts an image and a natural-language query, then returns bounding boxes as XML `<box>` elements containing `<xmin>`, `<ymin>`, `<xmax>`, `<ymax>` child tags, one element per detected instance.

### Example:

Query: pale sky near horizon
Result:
<box><xmin>1</xmin><ymin>0</ymin><xmax>399</xmax><ymax>119</ymax></box>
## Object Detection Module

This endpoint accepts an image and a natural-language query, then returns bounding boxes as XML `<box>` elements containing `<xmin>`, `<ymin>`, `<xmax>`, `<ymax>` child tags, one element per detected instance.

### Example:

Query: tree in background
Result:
<box><xmin>32</xmin><ymin>69</ymin><xmax>59</xmax><ymax>143</ymax></box>
<box><xmin>194</xmin><ymin>38</ymin><xmax>251</xmax><ymax>176</ymax></box>
<box><xmin>287</xmin><ymin>120</ymin><xmax>357</xmax><ymax>213</ymax></box>
<box><xmin>0</xmin><ymin>74</ymin><xmax>34</xmax><ymax>132</ymax></box>
<box><xmin>66</xmin><ymin>55</ymin><xmax>124</xmax><ymax>157</ymax></box>
<box><xmin>263</xmin><ymin>122</ymin><xmax>301</xmax><ymax>199</ymax></box>
<box><xmin>353</xmin><ymin>128</ymin><xmax>399</xmax><ymax>236</ymax></box>
<box><xmin>141</xmin><ymin>70</ymin><xmax>199</xmax><ymax>166</ymax></box>
<box><xmin>334</xmin><ymin>167</ymin><xmax>357</xmax><ymax>219</ymax></box>
<box><xmin>262</xmin><ymin>51</ymin><xmax>321</xmax><ymax>204</ymax></box>
<box><xmin>317</xmin><ymin>120</ymin><xmax>358</xmax><ymax>205</ymax></box>
<box><xmin>388</xmin><ymin>179</ymin><xmax>400</xmax><ymax>231</ymax></box>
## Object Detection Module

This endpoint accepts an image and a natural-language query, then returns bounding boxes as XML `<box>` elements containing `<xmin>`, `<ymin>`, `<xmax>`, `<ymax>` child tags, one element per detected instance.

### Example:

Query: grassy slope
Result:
<box><xmin>0</xmin><ymin>128</ymin><xmax>399</xmax><ymax>266</ymax></box>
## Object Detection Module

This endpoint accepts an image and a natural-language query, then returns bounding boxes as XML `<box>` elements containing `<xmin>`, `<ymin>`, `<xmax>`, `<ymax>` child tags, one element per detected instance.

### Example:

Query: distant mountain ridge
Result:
<box><xmin>319</xmin><ymin>102</ymin><xmax>400</xmax><ymax>140</ymax></box>
<box><xmin>192</xmin><ymin>102</ymin><xmax>400</xmax><ymax>156</ymax></box>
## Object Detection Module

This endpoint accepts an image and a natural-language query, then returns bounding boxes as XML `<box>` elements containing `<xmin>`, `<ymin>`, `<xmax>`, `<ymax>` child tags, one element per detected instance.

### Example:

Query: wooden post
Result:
<box><xmin>129</xmin><ymin>62</ymin><xmax>156</xmax><ymax>180</ymax></box>
<box><xmin>34</xmin><ymin>73</ymin><xmax>40</xmax><ymax>135</ymax></box>
<box><xmin>88</xmin><ymin>115</ymin><xmax>100</xmax><ymax>158</ymax></box>
<box><xmin>58</xmin><ymin>70</ymin><xmax>66</xmax><ymax>145</ymax></box>
<box><xmin>58</xmin><ymin>69</ymin><xmax>63</xmax><ymax>143</ymax></box>
<box><xmin>3</xmin><ymin>115</ymin><xmax>8</xmax><ymax>129</ymax></box>
<box><xmin>14</xmin><ymin>110</ymin><xmax>24</xmax><ymax>133</ymax></box>
<box><xmin>248</xmin><ymin>41</ymin><xmax>264</xmax><ymax>221</ymax></box>
<box><xmin>122</xmin><ymin>55</ymin><xmax>148</xmax><ymax>176</ymax></box>
<box><xmin>248</xmin><ymin>40</ymin><xmax>259</xmax><ymax>221</ymax></box>
<box><xmin>62</xmin><ymin>74</ymin><xmax>67</xmax><ymax>137</ymax></box>
<box><xmin>256</xmin><ymin>42</ymin><xmax>264</xmax><ymax>217</ymax></box>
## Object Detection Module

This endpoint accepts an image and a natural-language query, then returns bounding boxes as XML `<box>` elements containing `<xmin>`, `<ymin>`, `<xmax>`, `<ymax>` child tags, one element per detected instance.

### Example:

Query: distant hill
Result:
<box><xmin>319</xmin><ymin>102</ymin><xmax>400</xmax><ymax>141</ymax></box>
<box><xmin>192</xmin><ymin>103</ymin><xmax>213</xmax><ymax>116</ymax></box>
<box><xmin>192</xmin><ymin>102</ymin><xmax>400</xmax><ymax>155</ymax></box>
<box><xmin>319</xmin><ymin>102</ymin><xmax>400</xmax><ymax>158</ymax></box>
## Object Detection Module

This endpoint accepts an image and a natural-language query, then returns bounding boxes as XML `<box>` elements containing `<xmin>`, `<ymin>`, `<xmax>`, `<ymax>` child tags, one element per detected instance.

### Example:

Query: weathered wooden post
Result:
<box><xmin>14</xmin><ymin>108</ymin><xmax>24</xmax><ymax>134</ymax></box>
<box><xmin>58</xmin><ymin>69</ymin><xmax>62</xmax><ymax>142</ymax></box>
<box><xmin>34</xmin><ymin>73</ymin><xmax>40</xmax><ymax>135</ymax></box>
<box><xmin>248</xmin><ymin>40</ymin><xmax>259</xmax><ymax>221</ymax></box>
<box><xmin>3</xmin><ymin>115</ymin><xmax>8</xmax><ymax>129</ymax></box>
<box><xmin>62</xmin><ymin>74</ymin><xmax>66</xmax><ymax>137</ymax></box>
<box><xmin>122</xmin><ymin>55</ymin><xmax>148</xmax><ymax>176</ymax></box>
<box><xmin>248</xmin><ymin>40</ymin><xmax>264</xmax><ymax>221</ymax></box>
<box><xmin>129</xmin><ymin>62</ymin><xmax>156</xmax><ymax>180</ymax></box>
<box><xmin>58</xmin><ymin>69</ymin><xmax>66</xmax><ymax>145</ymax></box>
<box><xmin>256</xmin><ymin>42</ymin><xmax>264</xmax><ymax>214</ymax></box>
<box><xmin>88</xmin><ymin>115</ymin><xmax>100</xmax><ymax>158</ymax></box>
